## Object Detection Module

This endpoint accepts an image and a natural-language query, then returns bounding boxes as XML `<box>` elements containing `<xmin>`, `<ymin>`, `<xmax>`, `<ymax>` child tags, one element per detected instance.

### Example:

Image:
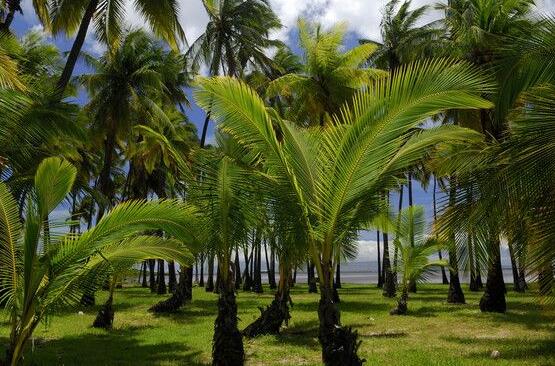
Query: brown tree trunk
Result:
<box><xmin>480</xmin><ymin>238</ymin><xmax>506</xmax><ymax>313</ymax></box>
<box><xmin>56</xmin><ymin>0</ymin><xmax>100</xmax><ymax>95</ymax></box>
<box><xmin>318</xmin><ymin>261</ymin><xmax>363</xmax><ymax>366</ymax></box>
<box><xmin>377</xmin><ymin>230</ymin><xmax>383</xmax><ymax>288</ymax></box>
<box><xmin>149</xmin><ymin>259</ymin><xmax>157</xmax><ymax>293</ymax></box>
<box><xmin>168</xmin><ymin>260</ymin><xmax>177</xmax><ymax>293</ymax></box>
<box><xmin>156</xmin><ymin>260</ymin><xmax>167</xmax><ymax>294</ymax></box>
<box><xmin>149</xmin><ymin>266</ymin><xmax>191</xmax><ymax>313</ymax></box>
<box><xmin>206</xmin><ymin>254</ymin><xmax>215</xmax><ymax>292</ymax></box>
<box><xmin>212</xmin><ymin>264</ymin><xmax>244</xmax><ymax>366</ymax></box>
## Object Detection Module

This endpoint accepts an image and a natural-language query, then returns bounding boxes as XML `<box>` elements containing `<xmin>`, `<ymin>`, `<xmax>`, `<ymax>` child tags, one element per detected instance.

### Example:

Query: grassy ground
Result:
<box><xmin>1</xmin><ymin>283</ymin><xmax>554</xmax><ymax>365</ymax></box>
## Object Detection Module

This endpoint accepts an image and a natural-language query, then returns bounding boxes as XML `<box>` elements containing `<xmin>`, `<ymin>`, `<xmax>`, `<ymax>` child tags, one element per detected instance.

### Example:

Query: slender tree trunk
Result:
<box><xmin>141</xmin><ymin>261</ymin><xmax>148</xmax><ymax>288</ymax></box>
<box><xmin>469</xmin><ymin>234</ymin><xmax>479</xmax><ymax>292</ymax></box>
<box><xmin>213</xmin><ymin>265</ymin><xmax>221</xmax><ymax>294</ymax></box>
<box><xmin>433</xmin><ymin>178</ymin><xmax>449</xmax><ymax>285</ymax></box>
<box><xmin>235</xmin><ymin>247</ymin><xmax>242</xmax><ymax>290</ymax></box>
<box><xmin>447</xmin><ymin>179</ymin><xmax>465</xmax><ymax>304</ymax></box>
<box><xmin>508</xmin><ymin>241</ymin><xmax>523</xmax><ymax>292</ymax></box>
<box><xmin>199</xmin><ymin>253</ymin><xmax>205</xmax><ymax>287</ymax></box>
<box><xmin>242</xmin><ymin>248</ymin><xmax>252</xmax><ymax>291</ymax></box>
<box><xmin>253</xmin><ymin>234</ymin><xmax>263</xmax><ymax>293</ymax></box>
<box><xmin>308</xmin><ymin>260</ymin><xmax>318</xmax><ymax>293</ymax></box>
<box><xmin>517</xmin><ymin>260</ymin><xmax>527</xmax><ymax>292</ymax></box>
<box><xmin>149</xmin><ymin>259</ymin><xmax>157</xmax><ymax>293</ymax></box>
<box><xmin>156</xmin><ymin>260</ymin><xmax>167</xmax><ymax>294</ymax></box>
<box><xmin>212</xmin><ymin>263</ymin><xmax>244</xmax><ymax>366</ymax></box>
<box><xmin>195</xmin><ymin>258</ymin><xmax>199</xmax><ymax>284</ymax></box>
<box><xmin>383</xmin><ymin>193</ymin><xmax>396</xmax><ymax>298</ymax></box>
<box><xmin>317</xmin><ymin>260</ymin><xmax>363</xmax><ymax>366</ymax></box>
<box><xmin>334</xmin><ymin>263</ymin><xmax>342</xmax><ymax>289</ymax></box>
<box><xmin>56</xmin><ymin>0</ymin><xmax>100</xmax><ymax>94</ymax></box>
<box><xmin>377</xmin><ymin>230</ymin><xmax>383</xmax><ymax>288</ymax></box>
<box><xmin>480</xmin><ymin>237</ymin><xmax>506</xmax><ymax>313</ymax></box>
<box><xmin>269</xmin><ymin>246</ymin><xmax>277</xmax><ymax>290</ymax></box>
<box><xmin>263</xmin><ymin>240</ymin><xmax>274</xmax><ymax>289</ymax></box>
<box><xmin>186</xmin><ymin>267</ymin><xmax>194</xmax><ymax>300</ymax></box>
<box><xmin>407</xmin><ymin>174</ymin><xmax>417</xmax><ymax>294</ymax></box>
<box><xmin>168</xmin><ymin>261</ymin><xmax>177</xmax><ymax>293</ymax></box>
<box><xmin>206</xmin><ymin>254</ymin><xmax>215</xmax><ymax>292</ymax></box>
<box><xmin>292</xmin><ymin>267</ymin><xmax>297</xmax><ymax>285</ymax></box>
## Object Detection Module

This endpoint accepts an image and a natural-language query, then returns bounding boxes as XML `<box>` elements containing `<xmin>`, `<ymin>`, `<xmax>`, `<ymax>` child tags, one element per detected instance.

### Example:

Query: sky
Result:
<box><xmin>9</xmin><ymin>0</ymin><xmax>555</xmax><ymax>263</ymax></box>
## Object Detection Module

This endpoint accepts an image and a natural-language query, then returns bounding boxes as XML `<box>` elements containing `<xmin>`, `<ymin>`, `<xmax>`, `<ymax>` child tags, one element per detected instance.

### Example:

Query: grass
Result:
<box><xmin>1</xmin><ymin>283</ymin><xmax>554</xmax><ymax>365</ymax></box>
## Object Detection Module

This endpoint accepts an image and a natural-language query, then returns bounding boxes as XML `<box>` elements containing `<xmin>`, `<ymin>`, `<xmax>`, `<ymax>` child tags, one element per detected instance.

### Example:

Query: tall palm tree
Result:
<box><xmin>30</xmin><ymin>0</ymin><xmax>185</xmax><ymax>94</ymax></box>
<box><xmin>0</xmin><ymin>157</ymin><xmax>199</xmax><ymax>365</ymax></box>
<box><xmin>360</xmin><ymin>0</ymin><xmax>441</xmax><ymax>71</ymax></box>
<box><xmin>267</xmin><ymin>20</ymin><xmax>383</xmax><ymax>127</ymax></box>
<box><xmin>390</xmin><ymin>206</ymin><xmax>448</xmax><ymax>315</ymax></box>
<box><xmin>438</xmin><ymin>0</ymin><xmax>537</xmax><ymax>312</ymax></box>
<box><xmin>195</xmin><ymin>58</ymin><xmax>491</xmax><ymax>364</ymax></box>
<box><xmin>187</xmin><ymin>0</ymin><xmax>281</xmax><ymax>147</ymax></box>
<box><xmin>80</xmin><ymin>30</ymin><xmax>187</xmax><ymax>221</ymax></box>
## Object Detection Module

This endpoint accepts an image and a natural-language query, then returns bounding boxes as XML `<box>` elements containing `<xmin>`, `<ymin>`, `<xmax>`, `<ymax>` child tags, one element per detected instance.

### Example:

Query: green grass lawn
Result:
<box><xmin>1</xmin><ymin>283</ymin><xmax>554</xmax><ymax>365</ymax></box>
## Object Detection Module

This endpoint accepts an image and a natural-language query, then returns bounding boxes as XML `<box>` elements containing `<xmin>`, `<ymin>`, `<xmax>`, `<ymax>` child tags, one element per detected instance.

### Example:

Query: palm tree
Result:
<box><xmin>189</xmin><ymin>144</ymin><xmax>261</xmax><ymax>366</ymax></box>
<box><xmin>187</xmin><ymin>0</ymin><xmax>281</xmax><ymax>147</ymax></box>
<box><xmin>360</xmin><ymin>0</ymin><xmax>441</xmax><ymax>71</ymax></box>
<box><xmin>0</xmin><ymin>0</ymin><xmax>22</xmax><ymax>32</ymax></box>
<box><xmin>195</xmin><ymin>58</ymin><xmax>491</xmax><ymax>364</ymax></box>
<box><xmin>390</xmin><ymin>206</ymin><xmax>448</xmax><ymax>315</ymax></box>
<box><xmin>30</xmin><ymin>0</ymin><xmax>185</xmax><ymax>94</ymax></box>
<box><xmin>438</xmin><ymin>0</ymin><xmax>538</xmax><ymax>312</ymax></box>
<box><xmin>80</xmin><ymin>30</ymin><xmax>187</xmax><ymax>221</ymax></box>
<box><xmin>0</xmin><ymin>157</ymin><xmax>199</xmax><ymax>365</ymax></box>
<box><xmin>267</xmin><ymin>20</ymin><xmax>383</xmax><ymax>127</ymax></box>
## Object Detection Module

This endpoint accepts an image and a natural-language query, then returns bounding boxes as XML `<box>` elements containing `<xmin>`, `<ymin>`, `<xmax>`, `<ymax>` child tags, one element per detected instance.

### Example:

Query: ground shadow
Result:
<box><xmin>18</xmin><ymin>326</ymin><xmax>207</xmax><ymax>366</ymax></box>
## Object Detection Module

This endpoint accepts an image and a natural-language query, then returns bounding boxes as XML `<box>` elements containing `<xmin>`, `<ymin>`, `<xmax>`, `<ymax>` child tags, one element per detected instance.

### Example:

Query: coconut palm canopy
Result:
<box><xmin>1</xmin><ymin>1</ymin><xmax>555</xmax><ymax>365</ymax></box>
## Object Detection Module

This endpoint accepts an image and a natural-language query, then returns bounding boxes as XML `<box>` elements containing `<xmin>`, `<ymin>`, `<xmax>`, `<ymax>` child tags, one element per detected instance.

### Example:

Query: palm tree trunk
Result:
<box><xmin>156</xmin><ymin>260</ymin><xmax>167</xmax><ymax>294</ymax></box>
<box><xmin>334</xmin><ymin>263</ymin><xmax>342</xmax><ymax>289</ymax></box>
<box><xmin>243</xmin><ymin>261</ymin><xmax>291</xmax><ymax>337</ymax></box>
<box><xmin>56</xmin><ymin>0</ymin><xmax>100</xmax><ymax>95</ymax></box>
<box><xmin>517</xmin><ymin>260</ymin><xmax>527</xmax><ymax>292</ymax></box>
<box><xmin>269</xmin><ymin>246</ymin><xmax>277</xmax><ymax>290</ymax></box>
<box><xmin>308</xmin><ymin>260</ymin><xmax>318</xmax><ymax>293</ymax></box>
<box><xmin>508</xmin><ymin>241</ymin><xmax>523</xmax><ymax>292</ymax></box>
<box><xmin>141</xmin><ymin>261</ymin><xmax>148</xmax><ymax>287</ymax></box>
<box><xmin>93</xmin><ymin>278</ymin><xmax>116</xmax><ymax>329</ymax></box>
<box><xmin>447</xmin><ymin>180</ymin><xmax>465</xmax><ymax>304</ymax></box>
<box><xmin>212</xmin><ymin>263</ymin><xmax>244</xmax><ymax>366</ymax></box>
<box><xmin>0</xmin><ymin>0</ymin><xmax>21</xmax><ymax>32</ymax></box>
<box><xmin>317</xmin><ymin>261</ymin><xmax>363</xmax><ymax>366</ymax></box>
<box><xmin>407</xmin><ymin>174</ymin><xmax>417</xmax><ymax>294</ymax></box>
<box><xmin>377</xmin><ymin>230</ymin><xmax>383</xmax><ymax>288</ymax></box>
<box><xmin>469</xmin><ymin>234</ymin><xmax>479</xmax><ymax>292</ymax></box>
<box><xmin>432</xmin><ymin>178</ymin><xmax>449</xmax><ymax>285</ymax></box>
<box><xmin>235</xmin><ymin>247</ymin><xmax>242</xmax><ymax>289</ymax></box>
<box><xmin>479</xmin><ymin>237</ymin><xmax>506</xmax><ymax>313</ymax></box>
<box><xmin>390</xmin><ymin>285</ymin><xmax>408</xmax><ymax>315</ymax></box>
<box><xmin>382</xmin><ymin>192</ymin><xmax>396</xmax><ymax>298</ymax></box>
<box><xmin>199</xmin><ymin>253</ymin><xmax>205</xmax><ymax>287</ymax></box>
<box><xmin>150</xmin><ymin>266</ymin><xmax>191</xmax><ymax>313</ymax></box>
<box><xmin>206</xmin><ymin>254</ymin><xmax>215</xmax><ymax>292</ymax></box>
<box><xmin>242</xmin><ymin>248</ymin><xmax>252</xmax><ymax>291</ymax></box>
<box><xmin>263</xmin><ymin>240</ymin><xmax>275</xmax><ymax>289</ymax></box>
<box><xmin>253</xmin><ymin>234</ymin><xmax>263</xmax><ymax>293</ymax></box>
<box><xmin>149</xmin><ymin>259</ymin><xmax>157</xmax><ymax>293</ymax></box>
<box><xmin>168</xmin><ymin>260</ymin><xmax>177</xmax><ymax>293</ymax></box>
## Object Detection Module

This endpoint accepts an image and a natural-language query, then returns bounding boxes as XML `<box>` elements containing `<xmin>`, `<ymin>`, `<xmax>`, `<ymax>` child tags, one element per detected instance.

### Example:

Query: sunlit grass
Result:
<box><xmin>1</xmin><ymin>283</ymin><xmax>553</xmax><ymax>365</ymax></box>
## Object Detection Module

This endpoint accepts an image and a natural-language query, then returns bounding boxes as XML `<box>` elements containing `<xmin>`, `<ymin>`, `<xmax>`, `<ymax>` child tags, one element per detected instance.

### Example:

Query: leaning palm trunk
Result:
<box><xmin>212</xmin><ymin>263</ymin><xmax>244</xmax><ymax>366</ymax></box>
<box><xmin>243</xmin><ymin>261</ymin><xmax>292</xmax><ymax>337</ymax></box>
<box><xmin>318</xmin><ymin>262</ymin><xmax>363</xmax><ymax>366</ymax></box>
<box><xmin>149</xmin><ymin>267</ymin><xmax>191</xmax><ymax>313</ymax></box>
<box><xmin>390</xmin><ymin>286</ymin><xmax>409</xmax><ymax>315</ymax></box>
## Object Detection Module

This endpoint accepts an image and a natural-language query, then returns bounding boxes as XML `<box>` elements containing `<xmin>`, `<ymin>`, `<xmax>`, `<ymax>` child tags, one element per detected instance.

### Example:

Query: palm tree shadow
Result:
<box><xmin>15</xmin><ymin>326</ymin><xmax>207</xmax><ymax>366</ymax></box>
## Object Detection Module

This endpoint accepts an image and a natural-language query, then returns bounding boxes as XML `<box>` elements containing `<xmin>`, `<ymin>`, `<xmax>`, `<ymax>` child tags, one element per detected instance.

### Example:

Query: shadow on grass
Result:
<box><xmin>19</xmin><ymin>326</ymin><xmax>207</xmax><ymax>366</ymax></box>
<box><xmin>444</xmin><ymin>335</ymin><xmax>555</xmax><ymax>362</ymax></box>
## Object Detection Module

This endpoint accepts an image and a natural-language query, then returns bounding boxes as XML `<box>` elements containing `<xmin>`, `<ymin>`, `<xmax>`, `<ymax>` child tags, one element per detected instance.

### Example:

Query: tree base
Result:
<box><xmin>149</xmin><ymin>292</ymin><xmax>186</xmax><ymax>313</ymax></box>
<box><xmin>212</xmin><ymin>289</ymin><xmax>244</xmax><ymax>366</ymax></box>
<box><xmin>243</xmin><ymin>297</ymin><xmax>290</xmax><ymax>338</ymax></box>
<box><xmin>479</xmin><ymin>291</ymin><xmax>506</xmax><ymax>313</ymax></box>
<box><xmin>93</xmin><ymin>297</ymin><xmax>114</xmax><ymax>330</ymax></box>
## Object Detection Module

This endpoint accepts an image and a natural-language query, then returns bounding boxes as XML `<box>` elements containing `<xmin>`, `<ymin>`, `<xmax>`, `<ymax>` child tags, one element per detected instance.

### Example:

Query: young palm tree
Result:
<box><xmin>267</xmin><ymin>20</ymin><xmax>383</xmax><ymax>127</ymax></box>
<box><xmin>390</xmin><ymin>206</ymin><xmax>448</xmax><ymax>315</ymax></box>
<box><xmin>0</xmin><ymin>157</ymin><xmax>199</xmax><ymax>365</ymax></box>
<box><xmin>30</xmin><ymin>0</ymin><xmax>185</xmax><ymax>94</ymax></box>
<box><xmin>195</xmin><ymin>58</ymin><xmax>491</xmax><ymax>364</ymax></box>
<box><xmin>189</xmin><ymin>143</ymin><xmax>261</xmax><ymax>366</ymax></box>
